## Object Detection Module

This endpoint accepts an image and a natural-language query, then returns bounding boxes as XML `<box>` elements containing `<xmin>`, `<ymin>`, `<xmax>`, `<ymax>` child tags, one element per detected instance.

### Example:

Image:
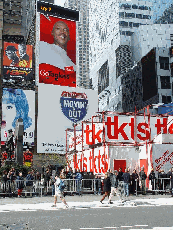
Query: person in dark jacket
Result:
<box><xmin>139</xmin><ymin>167</ymin><xmax>147</xmax><ymax>195</ymax></box>
<box><xmin>108</xmin><ymin>170</ymin><xmax>118</xmax><ymax>204</ymax></box>
<box><xmin>16</xmin><ymin>172</ymin><xmax>24</xmax><ymax>197</ymax></box>
<box><xmin>123</xmin><ymin>169</ymin><xmax>130</xmax><ymax>197</ymax></box>
<box><xmin>117</xmin><ymin>168</ymin><xmax>124</xmax><ymax>181</ymax></box>
<box><xmin>132</xmin><ymin>169</ymin><xmax>139</xmax><ymax>194</ymax></box>
<box><xmin>149</xmin><ymin>168</ymin><xmax>156</xmax><ymax>194</ymax></box>
<box><xmin>100</xmin><ymin>172</ymin><xmax>111</xmax><ymax>204</ymax></box>
<box><xmin>66</xmin><ymin>167</ymin><xmax>73</xmax><ymax>195</ymax></box>
<box><xmin>169</xmin><ymin>168</ymin><xmax>173</xmax><ymax>197</ymax></box>
<box><xmin>44</xmin><ymin>169</ymin><xmax>50</xmax><ymax>196</ymax></box>
<box><xmin>2</xmin><ymin>170</ymin><xmax>8</xmax><ymax>193</ymax></box>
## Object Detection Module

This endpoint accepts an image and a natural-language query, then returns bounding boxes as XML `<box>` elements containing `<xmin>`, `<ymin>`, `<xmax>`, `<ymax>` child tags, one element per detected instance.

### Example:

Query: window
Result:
<box><xmin>120</xmin><ymin>3</ymin><xmax>131</xmax><ymax>9</ymax></box>
<box><xmin>126</xmin><ymin>31</ymin><xmax>133</xmax><ymax>36</ymax></box>
<box><xmin>159</xmin><ymin>57</ymin><xmax>169</xmax><ymax>70</ymax></box>
<box><xmin>160</xmin><ymin>76</ymin><xmax>171</xmax><ymax>89</ymax></box>
<box><xmin>119</xmin><ymin>21</ymin><xmax>128</xmax><ymax>27</ymax></box>
<box><xmin>125</xmin><ymin>12</ymin><xmax>135</xmax><ymax>18</ymax></box>
<box><xmin>129</xmin><ymin>22</ymin><xmax>133</xmax><ymax>27</ymax></box>
<box><xmin>132</xmin><ymin>4</ymin><xmax>138</xmax><ymax>9</ymax></box>
<box><xmin>136</xmin><ymin>14</ymin><xmax>142</xmax><ymax>19</ymax></box>
<box><xmin>133</xmin><ymin>23</ymin><xmax>140</xmax><ymax>27</ymax></box>
<box><xmin>162</xmin><ymin>95</ymin><xmax>172</xmax><ymax>104</ymax></box>
<box><xmin>143</xmin><ymin>15</ymin><xmax>151</xmax><ymax>19</ymax></box>
<box><xmin>139</xmin><ymin>5</ymin><xmax>145</xmax><ymax>10</ymax></box>
<box><xmin>119</xmin><ymin>12</ymin><xmax>124</xmax><ymax>17</ymax></box>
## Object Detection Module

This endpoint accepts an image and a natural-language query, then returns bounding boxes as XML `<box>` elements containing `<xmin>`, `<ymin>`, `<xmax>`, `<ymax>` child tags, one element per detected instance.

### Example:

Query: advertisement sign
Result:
<box><xmin>152</xmin><ymin>144</ymin><xmax>173</xmax><ymax>172</ymax></box>
<box><xmin>1</xmin><ymin>88</ymin><xmax>35</xmax><ymax>145</ymax></box>
<box><xmin>3</xmin><ymin>42</ymin><xmax>33</xmax><ymax>86</ymax></box>
<box><xmin>38</xmin><ymin>1</ymin><xmax>78</xmax><ymax>87</ymax></box>
<box><xmin>37</xmin><ymin>84</ymin><xmax>98</xmax><ymax>153</ymax></box>
<box><xmin>68</xmin><ymin>146</ymin><xmax>109</xmax><ymax>174</ymax></box>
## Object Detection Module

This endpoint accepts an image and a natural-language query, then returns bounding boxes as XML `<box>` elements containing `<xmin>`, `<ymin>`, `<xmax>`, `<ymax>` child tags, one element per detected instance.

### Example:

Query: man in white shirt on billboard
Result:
<box><xmin>39</xmin><ymin>21</ymin><xmax>76</xmax><ymax>71</ymax></box>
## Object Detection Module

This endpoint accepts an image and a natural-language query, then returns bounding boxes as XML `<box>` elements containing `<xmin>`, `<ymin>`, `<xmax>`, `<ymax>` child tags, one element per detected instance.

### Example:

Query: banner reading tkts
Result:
<box><xmin>82</xmin><ymin>115</ymin><xmax>173</xmax><ymax>145</ymax></box>
<box><xmin>68</xmin><ymin>146</ymin><xmax>109</xmax><ymax>174</ymax></box>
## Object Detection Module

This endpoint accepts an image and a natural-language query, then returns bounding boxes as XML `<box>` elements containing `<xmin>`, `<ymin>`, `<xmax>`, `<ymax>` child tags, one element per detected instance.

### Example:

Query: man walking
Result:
<box><xmin>123</xmin><ymin>169</ymin><xmax>130</xmax><ymax>197</ymax></box>
<box><xmin>108</xmin><ymin>170</ymin><xmax>118</xmax><ymax>204</ymax></box>
<box><xmin>52</xmin><ymin>173</ymin><xmax>69</xmax><ymax>208</ymax></box>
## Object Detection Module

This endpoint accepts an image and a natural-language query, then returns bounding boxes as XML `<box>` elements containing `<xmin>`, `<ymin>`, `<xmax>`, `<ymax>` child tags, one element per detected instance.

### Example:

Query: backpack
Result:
<box><xmin>59</xmin><ymin>179</ymin><xmax>66</xmax><ymax>192</ymax></box>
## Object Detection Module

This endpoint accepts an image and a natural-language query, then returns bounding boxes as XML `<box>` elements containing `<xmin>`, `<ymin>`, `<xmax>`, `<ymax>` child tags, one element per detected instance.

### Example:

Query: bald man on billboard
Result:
<box><xmin>39</xmin><ymin>21</ymin><xmax>76</xmax><ymax>71</ymax></box>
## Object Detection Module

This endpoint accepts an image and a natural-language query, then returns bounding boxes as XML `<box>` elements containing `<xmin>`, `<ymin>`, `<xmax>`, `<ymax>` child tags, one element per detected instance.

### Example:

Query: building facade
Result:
<box><xmin>64</xmin><ymin>0</ymin><xmax>90</xmax><ymax>89</ymax></box>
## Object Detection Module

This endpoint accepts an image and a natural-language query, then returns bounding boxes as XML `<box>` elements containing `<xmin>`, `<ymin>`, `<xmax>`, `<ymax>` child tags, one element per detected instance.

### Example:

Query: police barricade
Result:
<box><xmin>135</xmin><ymin>178</ymin><xmax>172</xmax><ymax>195</ymax></box>
<box><xmin>0</xmin><ymin>178</ymin><xmax>104</xmax><ymax>197</ymax></box>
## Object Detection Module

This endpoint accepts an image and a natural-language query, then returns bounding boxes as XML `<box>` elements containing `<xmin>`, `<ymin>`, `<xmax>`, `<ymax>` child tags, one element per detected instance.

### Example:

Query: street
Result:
<box><xmin>0</xmin><ymin>194</ymin><xmax>173</xmax><ymax>230</ymax></box>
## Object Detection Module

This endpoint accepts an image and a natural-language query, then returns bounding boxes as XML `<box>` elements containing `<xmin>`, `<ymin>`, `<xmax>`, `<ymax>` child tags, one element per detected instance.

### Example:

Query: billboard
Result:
<box><xmin>1</xmin><ymin>88</ymin><xmax>35</xmax><ymax>145</ymax></box>
<box><xmin>3</xmin><ymin>42</ymin><xmax>33</xmax><ymax>86</ymax></box>
<box><xmin>152</xmin><ymin>144</ymin><xmax>173</xmax><ymax>172</ymax></box>
<box><xmin>37</xmin><ymin>1</ymin><xmax>79</xmax><ymax>87</ymax></box>
<box><xmin>37</xmin><ymin>84</ymin><xmax>98</xmax><ymax>153</ymax></box>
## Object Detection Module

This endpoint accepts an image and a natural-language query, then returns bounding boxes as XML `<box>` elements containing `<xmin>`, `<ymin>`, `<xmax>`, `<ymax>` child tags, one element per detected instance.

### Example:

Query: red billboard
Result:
<box><xmin>3</xmin><ymin>42</ymin><xmax>33</xmax><ymax>86</ymax></box>
<box><xmin>39</xmin><ymin>13</ymin><xmax>76</xmax><ymax>87</ymax></box>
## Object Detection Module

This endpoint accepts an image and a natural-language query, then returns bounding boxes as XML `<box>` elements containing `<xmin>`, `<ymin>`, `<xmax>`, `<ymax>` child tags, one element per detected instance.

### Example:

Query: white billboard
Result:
<box><xmin>37</xmin><ymin>84</ymin><xmax>98</xmax><ymax>153</ymax></box>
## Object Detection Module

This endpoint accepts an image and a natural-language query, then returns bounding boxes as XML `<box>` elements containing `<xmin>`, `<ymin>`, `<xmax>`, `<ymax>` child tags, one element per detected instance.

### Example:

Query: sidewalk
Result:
<box><xmin>0</xmin><ymin>193</ymin><xmax>172</xmax><ymax>205</ymax></box>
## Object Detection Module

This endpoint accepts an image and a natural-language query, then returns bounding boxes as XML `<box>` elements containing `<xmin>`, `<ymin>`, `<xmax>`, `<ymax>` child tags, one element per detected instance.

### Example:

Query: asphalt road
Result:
<box><xmin>0</xmin><ymin>204</ymin><xmax>173</xmax><ymax>230</ymax></box>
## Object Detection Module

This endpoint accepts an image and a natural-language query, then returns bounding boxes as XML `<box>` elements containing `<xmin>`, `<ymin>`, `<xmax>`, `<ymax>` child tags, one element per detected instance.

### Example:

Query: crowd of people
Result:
<box><xmin>1</xmin><ymin>166</ymin><xmax>173</xmax><ymax>203</ymax></box>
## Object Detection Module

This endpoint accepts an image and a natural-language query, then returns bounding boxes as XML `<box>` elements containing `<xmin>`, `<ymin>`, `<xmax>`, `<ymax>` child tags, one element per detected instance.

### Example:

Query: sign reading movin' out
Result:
<box><xmin>60</xmin><ymin>91</ymin><xmax>88</xmax><ymax>123</ymax></box>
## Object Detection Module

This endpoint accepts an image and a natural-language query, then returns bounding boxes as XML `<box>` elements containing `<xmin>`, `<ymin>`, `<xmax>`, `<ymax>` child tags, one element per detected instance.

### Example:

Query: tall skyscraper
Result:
<box><xmin>64</xmin><ymin>0</ymin><xmax>90</xmax><ymax>89</ymax></box>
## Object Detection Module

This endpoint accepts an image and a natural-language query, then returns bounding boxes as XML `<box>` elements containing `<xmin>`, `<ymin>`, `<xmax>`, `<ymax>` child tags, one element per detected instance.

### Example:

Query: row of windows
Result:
<box><xmin>119</xmin><ymin>21</ymin><xmax>140</xmax><ymax>28</ymax></box>
<box><xmin>119</xmin><ymin>12</ymin><xmax>151</xmax><ymax>19</ymax></box>
<box><xmin>120</xmin><ymin>4</ymin><xmax>151</xmax><ymax>11</ymax></box>
<box><xmin>160</xmin><ymin>76</ymin><xmax>171</xmax><ymax>89</ymax></box>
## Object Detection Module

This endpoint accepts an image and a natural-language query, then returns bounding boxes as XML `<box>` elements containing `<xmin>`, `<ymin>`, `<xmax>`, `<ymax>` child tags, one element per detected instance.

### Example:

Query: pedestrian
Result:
<box><xmin>44</xmin><ymin>169</ymin><xmax>50</xmax><ymax>196</ymax></box>
<box><xmin>16</xmin><ymin>172</ymin><xmax>24</xmax><ymax>197</ymax></box>
<box><xmin>66</xmin><ymin>167</ymin><xmax>73</xmax><ymax>195</ymax></box>
<box><xmin>131</xmin><ymin>169</ymin><xmax>139</xmax><ymax>194</ymax></box>
<box><xmin>139</xmin><ymin>167</ymin><xmax>147</xmax><ymax>195</ymax></box>
<box><xmin>2</xmin><ymin>170</ymin><xmax>8</xmax><ymax>194</ymax></box>
<box><xmin>51</xmin><ymin>173</ymin><xmax>69</xmax><ymax>208</ymax></box>
<box><xmin>169</xmin><ymin>168</ymin><xmax>173</xmax><ymax>197</ymax></box>
<box><xmin>75</xmin><ymin>169</ymin><xmax>83</xmax><ymax>196</ymax></box>
<box><xmin>108</xmin><ymin>170</ymin><xmax>118</xmax><ymax>204</ymax></box>
<box><xmin>117</xmin><ymin>167</ymin><xmax>125</xmax><ymax>202</ymax></box>
<box><xmin>25</xmin><ymin>171</ymin><xmax>34</xmax><ymax>197</ymax></box>
<box><xmin>50</xmin><ymin>170</ymin><xmax>56</xmax><ymax>197</ymax></box>
<box><xmin>123</xmin><ymin>168</ymin><xmax>130</xmax><ymax>197</ymax></box>
<box><xmin>100</xmin><ymin>172</ymin><xmax>111</xmax><ymax>204</ymax></box>
<box><xmin>149</xmin><ymin>168</ymin><xmax>156</xmax><ymax>194</ymax></box>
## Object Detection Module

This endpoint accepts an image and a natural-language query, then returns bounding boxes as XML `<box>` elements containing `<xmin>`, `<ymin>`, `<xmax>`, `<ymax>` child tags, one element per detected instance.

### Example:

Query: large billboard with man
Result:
<box><xmin>37</xmin><ymin>1</ymin><xmax>79</xmax><ymax>87</ymax></box>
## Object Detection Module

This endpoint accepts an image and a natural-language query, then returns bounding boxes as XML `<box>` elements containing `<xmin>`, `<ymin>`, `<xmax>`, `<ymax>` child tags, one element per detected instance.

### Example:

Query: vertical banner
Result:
<box><xmin>3</xmin><ymin>42</ymin><xmax>33</xmax><ymax>87</ymax></box>
<box><xmin>1</xmin><ymin>88</ymin><xmax>35</xmax><ymax>145</ymax></box>
<box><xmin>37</xmin><ymin>1</ymin><xmax>79</xmax><ymax>87</ymax></box>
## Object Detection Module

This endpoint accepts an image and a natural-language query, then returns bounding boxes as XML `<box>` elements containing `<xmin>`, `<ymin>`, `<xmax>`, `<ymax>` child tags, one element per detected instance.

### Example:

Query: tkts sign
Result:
<box><xmin>83</xmin><ymin>115</ymin><xmax>173</xmax><ymax>144</ymax></box>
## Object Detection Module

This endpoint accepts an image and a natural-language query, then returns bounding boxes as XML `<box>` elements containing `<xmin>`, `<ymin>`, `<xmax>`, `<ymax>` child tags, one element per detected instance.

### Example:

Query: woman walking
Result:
<box><xmin>100</xmin><ymin>172</ymin><xmax>111</xmax><ymax>204</ymax></box>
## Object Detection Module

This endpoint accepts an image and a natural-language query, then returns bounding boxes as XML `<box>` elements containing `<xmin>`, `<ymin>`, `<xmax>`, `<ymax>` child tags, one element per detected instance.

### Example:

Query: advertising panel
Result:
<box><xmin>1</xmin><ymin>88</ymin><xmax>35</xmax><ymax>145</ymax></box>
<box><xmin>152</xmin><ymin>144</ymin><xmax>173</xmax><ymax>172</ymax></box>
<box><xmin>68</xmin><ymin>130</ymin><xmax>82</xmax><ymax>152</ymax></box>
<box><xmin>68</xmin><ymin>146</ymin><xmax>109</xmax><ymax>174</ymax></box>
<box><xmin>38</xmin><ymin>1</ymin><xmax>78</xmax><ymax>87</ymax></box>
<box><xmin>37</xmin><ymin>84</ymin><xmax>98</xmax><ymax>153</ymax></box>
<box><xmin>3</xmin><ymin>42</ymin><xmax>33</xmax><ymax>86</ymax></box>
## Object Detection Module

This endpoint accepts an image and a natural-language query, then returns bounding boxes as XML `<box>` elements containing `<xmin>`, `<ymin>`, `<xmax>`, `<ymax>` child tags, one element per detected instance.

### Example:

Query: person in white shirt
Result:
<box><xmin>52</xmin><ymin>173</ymin><xmax>69</xmax><ymax>208</ymax></box>
<box><xmin>39</xmin><ymin>21</ymin><xmax>76</xmax><ymax>71</ymax></box>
